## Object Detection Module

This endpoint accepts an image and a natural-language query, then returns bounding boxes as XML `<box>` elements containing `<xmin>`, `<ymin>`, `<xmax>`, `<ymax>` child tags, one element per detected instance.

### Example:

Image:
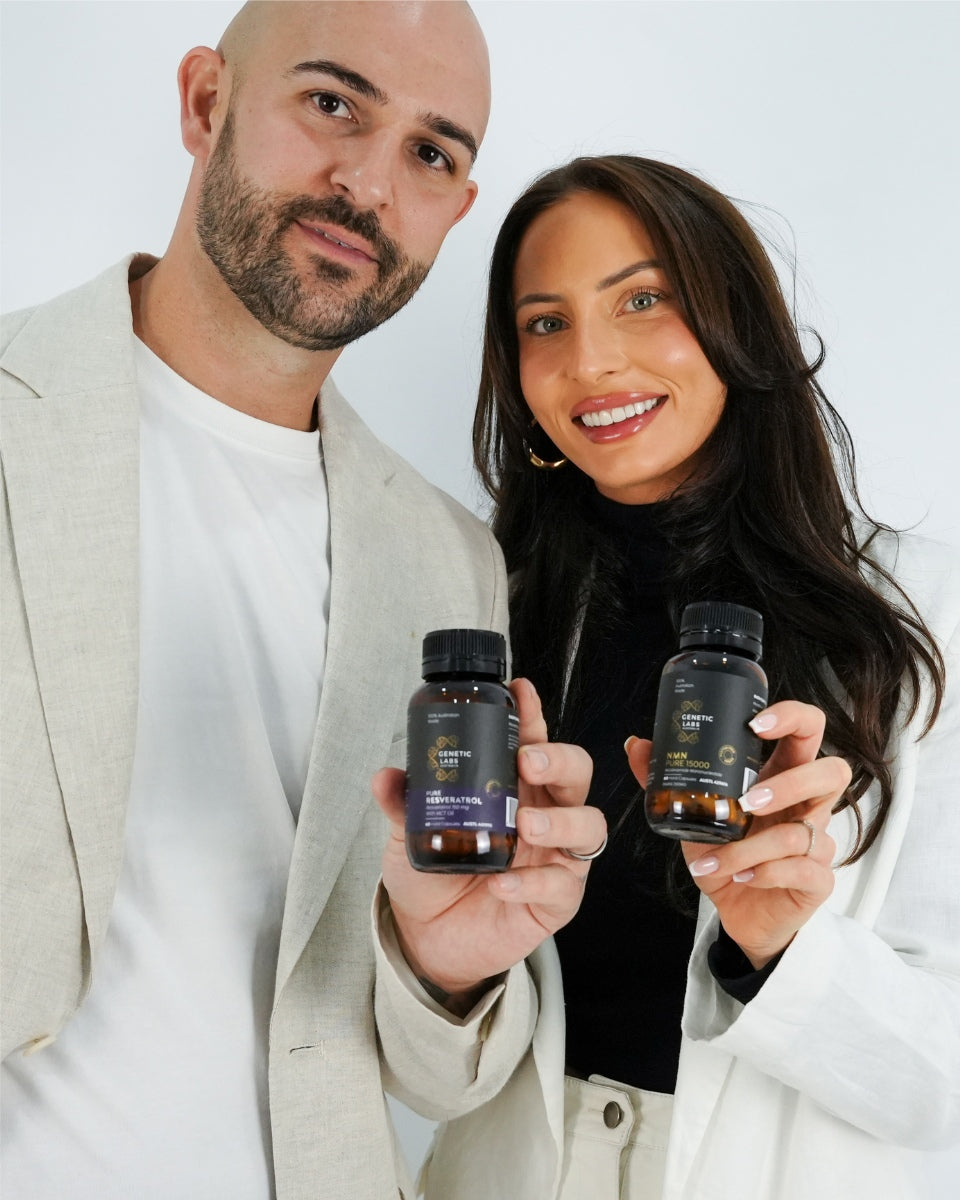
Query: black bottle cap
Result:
<box><xmin>421</xmin><ymin>628</ymin><xmax>508</xmax><ymax>678</ymax></box>
<box><xmin>678</xmin><ymin>601</ymin><xmax>763</xmax><ymax>657</ymax></box>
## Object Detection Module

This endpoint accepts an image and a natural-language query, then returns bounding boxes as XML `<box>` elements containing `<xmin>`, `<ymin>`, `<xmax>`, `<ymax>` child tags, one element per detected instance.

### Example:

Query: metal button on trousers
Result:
<box><xmin>558</xmin><ymin>1074</ymin><xmax>673</xmax><ymax>1200</ymax></box>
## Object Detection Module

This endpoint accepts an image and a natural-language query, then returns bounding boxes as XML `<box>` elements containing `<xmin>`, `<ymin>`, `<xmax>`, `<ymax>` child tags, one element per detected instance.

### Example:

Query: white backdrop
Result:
<box><xmin>2</xmin><ymin>0</ymin><xmax>959</xmax><ymax>546</ymax></box>
<box><xmin>3</xmin><ymin>0</ymin><xmax>959</xmax><ymax>1182</ymax></box>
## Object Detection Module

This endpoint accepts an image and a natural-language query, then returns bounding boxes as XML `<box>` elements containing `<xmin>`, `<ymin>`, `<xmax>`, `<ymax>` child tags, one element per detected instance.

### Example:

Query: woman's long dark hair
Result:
<box><xmin>474</xmin><ymin>155</ymin><xmax>944</xmax><ymax>863</ymax></box>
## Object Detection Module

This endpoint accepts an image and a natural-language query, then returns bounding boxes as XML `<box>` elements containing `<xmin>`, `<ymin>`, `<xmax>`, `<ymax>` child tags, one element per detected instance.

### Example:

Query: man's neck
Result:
<box><xmin>129</xmin><ymin>249</ymin><xmax>341</xmax><ymax>433</ymax></box>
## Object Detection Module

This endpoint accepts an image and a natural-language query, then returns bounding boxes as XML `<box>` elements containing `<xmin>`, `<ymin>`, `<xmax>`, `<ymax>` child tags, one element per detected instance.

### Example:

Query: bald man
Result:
<box><xmin>0</xmin><ymin>4</ymin><xmax>602</xmax><ymax>1198</ymax></box>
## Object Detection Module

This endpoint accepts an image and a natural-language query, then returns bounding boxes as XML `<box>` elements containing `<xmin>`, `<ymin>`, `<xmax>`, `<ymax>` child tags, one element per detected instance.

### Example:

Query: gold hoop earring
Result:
<box><xmin>523</xmin><ymin>419</ymin><xmax>567</xmax><ymax>470</ymax></box>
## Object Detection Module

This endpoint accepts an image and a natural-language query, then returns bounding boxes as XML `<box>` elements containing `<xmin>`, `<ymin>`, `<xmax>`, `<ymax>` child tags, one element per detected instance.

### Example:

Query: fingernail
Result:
<box><xmin>689</xmin><ymin>856</ymin><xmax>719</xmax><ymax>877</ymax></box>
<box><xmin>519</xmin><ymin>747</ymin><xmax>549</xmax><ymax>773</ymax></box>
<box><xmin>733</xmin><ymin>869</ymin><xmax>755</xmax><ymax>883</ymax></box>
<box><xmin>740</xmin><ymin>786</ymin><xmax>774</xmax><ymax>812</ymax></box>
<box><xmin>749</xmin><ymin>713</ymin><xmax>778</xmax><ymax>733</ymax></box>
<box><xmin>525</xmin><ymin>810</ymin><xmax>549</xmax><ymax>836</ymax></box>
<box><xmin>495</xmin><ymin>872</ymin><xmax>521</xmax><ymax>892</ymax></box>
<box><xmin>624</xmin><ymin>735</ymin><xmax>638</xmax><ymax>754</ymax></box>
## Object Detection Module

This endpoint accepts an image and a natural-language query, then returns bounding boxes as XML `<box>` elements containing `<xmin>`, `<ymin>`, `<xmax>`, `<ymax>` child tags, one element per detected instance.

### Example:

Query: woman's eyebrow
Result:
<box><xmin>596</xmin><ymin>259</ymin><xmax>661</xmax><ymax>290</ymax></box>
<box><xmin>515</xmin><ymin>291</ymin><xmax>562</xmax><ymax>310</ymax></box>
<box><xmin>515</xmin><ymin>260</ymin><xmax>662</xmax><ymax>311</ymax></box>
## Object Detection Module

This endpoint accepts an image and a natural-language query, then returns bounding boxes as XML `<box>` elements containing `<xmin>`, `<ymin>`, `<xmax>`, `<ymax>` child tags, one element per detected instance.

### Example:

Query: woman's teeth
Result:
<box><xmin>580</xmin><ymin>397</ymin><xmax>662</xmax><ymax>427</ymax></box>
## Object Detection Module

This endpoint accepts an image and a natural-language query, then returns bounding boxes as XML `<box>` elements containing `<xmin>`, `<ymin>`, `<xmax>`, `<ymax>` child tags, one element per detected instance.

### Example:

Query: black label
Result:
<box><xmin>406</xmin><ymin>704</ymin><xmax>519</xmax><ymax>833</ymax></box>
<box><xmin>648</xmin><ymin>670</ymin><xmax>766</xmax><ymax>797</ymax></box>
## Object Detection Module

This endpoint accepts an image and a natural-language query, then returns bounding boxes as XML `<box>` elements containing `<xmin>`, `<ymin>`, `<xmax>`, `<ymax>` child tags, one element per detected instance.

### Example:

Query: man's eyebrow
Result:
<box><xmin>515</xmin><ymin>261</ymin><xmax>662</xmax><ymax>311</ymax></box>
<box><xmin>288</xmin><ymin>61</ymin><xmax>478</xmax><ymax>164</ymax></box>
<box><xmin>419</xmin><ymin>112</ymin><xmax>478</xmax><ymax>164</ymax></box>
<box><xmin>289</xmin><ymin>59</ymin><xmax>387</xmax><ymax>105</ymax></box>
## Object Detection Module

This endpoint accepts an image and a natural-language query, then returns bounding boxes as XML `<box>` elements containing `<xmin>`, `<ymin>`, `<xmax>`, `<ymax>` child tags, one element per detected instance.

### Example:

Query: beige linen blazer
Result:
<box><xmin>1</xmin><ymin>257</ymin><xmax>537</xmax><ymax>1199</ymax></box>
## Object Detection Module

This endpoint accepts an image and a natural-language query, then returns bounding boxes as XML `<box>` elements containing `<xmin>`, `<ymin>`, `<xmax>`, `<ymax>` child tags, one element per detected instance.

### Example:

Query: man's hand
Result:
<box><xmin>372</xmin><ymin>678</ymin><xmax>601</xmax><ymax>1015</ymax></box>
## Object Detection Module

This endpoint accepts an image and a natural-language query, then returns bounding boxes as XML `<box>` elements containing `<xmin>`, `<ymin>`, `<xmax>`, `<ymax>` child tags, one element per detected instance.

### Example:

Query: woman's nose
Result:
<box><xmin>566</xmin><ymin>319</ymin><xmax>630</xmax><ymax>385</ymax></box>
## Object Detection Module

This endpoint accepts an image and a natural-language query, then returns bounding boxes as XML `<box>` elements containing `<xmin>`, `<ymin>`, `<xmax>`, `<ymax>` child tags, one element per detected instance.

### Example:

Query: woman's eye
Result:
<box><xmin>626</xmin><ymin>290</ymin><xmax>659</xmax><ymax>312</ymax></box>
<box><xmin>310</xmin><ymin>92</ymin><xmax>350</xmax><ymax>118</ymax></box>
<box><xmin>526</xmin><ymin>314</ymin><xmax>566</xmax><ymax>335</ymax></box>
<box><xmin>416</xmin><ymin>143</ymin><xmax>453</xmax><ymax>173</ymax></box>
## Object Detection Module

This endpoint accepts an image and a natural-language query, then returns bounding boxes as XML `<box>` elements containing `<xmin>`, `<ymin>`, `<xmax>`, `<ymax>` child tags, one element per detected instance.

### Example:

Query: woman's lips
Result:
<box><xmin>573</xmin><ymin>393</ymin><xmax>667</xmax><ymax>443</ymax></box>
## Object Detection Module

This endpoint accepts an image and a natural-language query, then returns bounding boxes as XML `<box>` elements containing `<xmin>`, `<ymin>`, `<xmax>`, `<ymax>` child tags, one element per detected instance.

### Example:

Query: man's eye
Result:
<box><xmin>310</xmin><ymin>92</ymin><xmax>350</xmax><ymax>118</ymax></box>
<box><xmin>416</xmin><ymin>143</ymin><xmax>453</xmax><ymax>172</ymax></box>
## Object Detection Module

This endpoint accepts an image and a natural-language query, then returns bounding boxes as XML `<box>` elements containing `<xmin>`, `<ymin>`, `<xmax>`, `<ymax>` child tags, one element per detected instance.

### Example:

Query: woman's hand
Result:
<box><xmin>626</xmin><ymin>700</ymin><xmax>851</xmax><ymax>969</ymax></box>
<box><xmin>373</xmin><ymin>677</ymin><xmax>602</xmax><ymax>1014</ymax></box>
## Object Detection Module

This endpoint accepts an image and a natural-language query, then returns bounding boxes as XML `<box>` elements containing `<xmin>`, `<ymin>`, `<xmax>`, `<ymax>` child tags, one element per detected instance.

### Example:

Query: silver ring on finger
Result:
<box><xmin>560</xmin><ymin>833</ymin><xmax>608</xmax><ymax>862</ymax></box>
<box><xmin>792</xmin><ymin>818</ymin><xmax>816</xmax><ymax>856</ymax></box>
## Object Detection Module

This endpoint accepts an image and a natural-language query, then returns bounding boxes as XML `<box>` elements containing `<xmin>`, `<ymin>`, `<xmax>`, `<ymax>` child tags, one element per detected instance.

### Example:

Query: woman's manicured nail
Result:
<box><xmin>525</xmin><ymin>810</ymin><xmax>549</xmax><ymax>837</ymax></box>
<box><xmin>495</xmin><ymin>872</ymin><xmax>521</xmax><ymax>892</ymax></box>
<box><xmin>519</xmin><ymin>747</ymin><xmax>549</xmax><ymax>773</ymax></box>
<box><xmin>689</xmin><ymin>856</ymin><xmax>719</xmax><ymax>877</ymax></box>
<box><xmin>749</xmin><ymin>713</ymin><xmax>778</xmax><ymax>733</ymax></box>
<box><xmin>624</xmin><ymin>735</ymin><xmax>638</xmax><ymax>754</ymax></box>
<box><xmin>740</xmin><ymin>786</ymin><xmax>774</xmax><ymax>812</ymax></box>
<box><xmin>733</xmin><ymin>869</ymin><xmax>755</xmax><ymax>883</ymax></box>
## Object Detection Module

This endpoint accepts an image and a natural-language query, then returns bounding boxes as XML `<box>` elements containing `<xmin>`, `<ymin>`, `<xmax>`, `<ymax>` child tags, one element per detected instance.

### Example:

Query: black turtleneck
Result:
<box><xmin>554</xmin><ymin>492</ymin><xmax>694</xmax><ymax>1093</ymax></box>
<box><xmin>554</xmin><ymin>491</ymin><xmax>776</xmax><ymax>1094</ymax></box>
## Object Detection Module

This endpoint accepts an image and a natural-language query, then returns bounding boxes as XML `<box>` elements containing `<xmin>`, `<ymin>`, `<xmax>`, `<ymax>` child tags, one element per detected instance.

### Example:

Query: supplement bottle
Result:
<box><xmin>406</xmin><ymin>628</ymin><xmax>519</xmax><ymax>872</ymax></box>
<box><xmin>645</xmin><ymin>601</ymin><xmax>768</xmax><ymax>843</ymax></box>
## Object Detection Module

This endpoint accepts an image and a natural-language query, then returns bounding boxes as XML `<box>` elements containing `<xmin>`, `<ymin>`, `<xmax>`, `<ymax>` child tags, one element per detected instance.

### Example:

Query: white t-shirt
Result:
<box><xmin>0</xmin><ymin>338</ymin><xmax>331</xmax><ymax>1197</ymax></box>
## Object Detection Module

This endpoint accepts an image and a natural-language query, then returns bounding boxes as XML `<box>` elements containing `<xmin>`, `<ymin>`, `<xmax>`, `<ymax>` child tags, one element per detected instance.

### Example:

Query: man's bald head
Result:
<box><xmin>218</xmin><ymin>2</ymin><xmax>490</xmax><ymax>146</ymax></box>
<box><xmin>171</xmin><ymin>0</ymin><xmax>491</xmax><ymax>354</ymax></box>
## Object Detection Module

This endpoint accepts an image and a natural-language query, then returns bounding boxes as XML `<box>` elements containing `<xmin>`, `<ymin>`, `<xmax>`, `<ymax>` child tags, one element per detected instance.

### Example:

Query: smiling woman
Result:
<box><xmin>415</xmin><ymin>154</ymin><xmax>960</xmax><ymax>1200</ymax></box>
<box><xmin>513</xmin><ymin>190</ymin><xmax>726</xmax><ymax>504</ymax></box>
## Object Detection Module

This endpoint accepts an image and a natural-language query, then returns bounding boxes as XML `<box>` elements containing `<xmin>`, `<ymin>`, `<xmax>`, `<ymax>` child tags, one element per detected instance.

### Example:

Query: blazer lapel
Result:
<box><xmin>276</xmin><ymin>383</ymin><xmax>419</xmax><ymax>992</ymax></box>
<box><xmin>2</xmin><ymin>259</ymin><xmax>141</xmax><ymax>968</ymax></box>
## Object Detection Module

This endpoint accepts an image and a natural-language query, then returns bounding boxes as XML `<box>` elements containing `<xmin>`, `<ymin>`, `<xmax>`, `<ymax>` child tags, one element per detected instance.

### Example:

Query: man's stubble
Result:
<box><xmin>196</xmin><ymin>107</ymin><xmax>431</xmax><ymax>352</ymax></box>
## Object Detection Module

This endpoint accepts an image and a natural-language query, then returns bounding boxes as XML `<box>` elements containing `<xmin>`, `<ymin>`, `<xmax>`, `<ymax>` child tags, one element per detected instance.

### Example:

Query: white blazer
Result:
<box><xmin>422</xmin><ymin>530</ymin><xmax>960</xmax><ymax>1199</ymax></box>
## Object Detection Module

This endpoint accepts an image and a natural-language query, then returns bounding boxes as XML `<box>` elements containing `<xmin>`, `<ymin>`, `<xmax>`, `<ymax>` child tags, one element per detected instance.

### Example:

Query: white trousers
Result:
<box><xmin>557</xmin><ymin>1075</ymin><xmax>674</xmax><ymax>1200</ymax></box>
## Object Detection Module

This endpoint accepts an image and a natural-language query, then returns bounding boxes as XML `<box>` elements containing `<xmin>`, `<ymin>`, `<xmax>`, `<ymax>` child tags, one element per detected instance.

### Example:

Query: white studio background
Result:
<box><xmin>2</xmin><ymin>1</ymin><xmax>959</xmax><ymax>547</ymax></box>
<box><xmin>2</xmin><ymin>0</ymin><xmax>959</xmax><ymax>1182</ymax></box>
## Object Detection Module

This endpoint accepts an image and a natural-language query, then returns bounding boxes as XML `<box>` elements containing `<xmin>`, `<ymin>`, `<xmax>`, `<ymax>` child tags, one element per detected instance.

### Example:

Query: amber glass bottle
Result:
<box><xmin>405</xmin><ymin>629</ymin><xmax>519</xmax><ymax>872</ymax></box>
<box><xmin>645</xmin><ymin>601</ymin><xmax>768</xmax><ymax>843</ymax></box>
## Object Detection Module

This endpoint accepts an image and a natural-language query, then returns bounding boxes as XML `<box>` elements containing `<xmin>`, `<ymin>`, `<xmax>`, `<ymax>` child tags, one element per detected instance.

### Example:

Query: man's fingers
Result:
<box><xmin>488</xmin><ymin>862</ymin><xmax>589</xmax><ymax>925</ymax></box>
<box><xmin>371</xmin><ymin>766</ymin><xmax>406</xmax><ymax>828</ymax></box>
<box><xmin>517</xmin><ymin>739</ymin><xmax>593</xmax><ymax>807</ymax></box>
<box><xmin>517</xmin><ymin>802</ymin><xmax>606</xmax><ymax>857</ymax></box>
<box><xmin>510</xmin><ymin>677</ymin><xmax>549</xmax><ymax>746</ymax></box>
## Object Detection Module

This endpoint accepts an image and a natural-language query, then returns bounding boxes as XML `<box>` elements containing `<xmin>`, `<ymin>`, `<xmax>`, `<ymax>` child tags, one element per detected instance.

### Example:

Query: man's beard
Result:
<box><xmin>196</xmin><ymin>110</ymin><xmax>431</xmax><ymax>351</ymax></box>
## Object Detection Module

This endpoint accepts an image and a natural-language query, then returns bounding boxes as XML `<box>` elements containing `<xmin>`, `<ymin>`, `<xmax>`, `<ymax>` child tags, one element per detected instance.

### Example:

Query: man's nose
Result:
<box><xmin>328</xmin><ymin>131</ymin><xmax>396</xmax><ymax>210</ymax></box>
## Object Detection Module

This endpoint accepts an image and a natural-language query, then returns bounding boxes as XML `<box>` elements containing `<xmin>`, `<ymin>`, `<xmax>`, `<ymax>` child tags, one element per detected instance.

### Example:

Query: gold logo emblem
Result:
<box><xmin>672</xmin><ymin>699</ymin><xmax>703</xmax><ymax>745</ymax></box>
<box><xmin>428</xmin><ymin>735</ymin><xmax>460</xmax><ymax>782</ymax></box>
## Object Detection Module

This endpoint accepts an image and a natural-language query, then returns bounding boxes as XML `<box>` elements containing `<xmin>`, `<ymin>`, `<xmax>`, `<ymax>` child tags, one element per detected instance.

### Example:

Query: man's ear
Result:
<box><xmin>452</xmin><ymin>180</ymin><xmax>480</xmax><ymax>227</ymax></box>
<box><xmin>178</xmin><ymin>45</ymin><xmax>227</xmax><ymax>160</ymax></box>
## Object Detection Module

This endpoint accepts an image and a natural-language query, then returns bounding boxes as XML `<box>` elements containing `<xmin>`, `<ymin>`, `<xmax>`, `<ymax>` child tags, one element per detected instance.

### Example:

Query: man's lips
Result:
<box><xmin>571</xmin><ymin>392</ymin><xmax>667</xmax><ymax>443</ymax></box>
<box><xmin>296</xmin><ymin>220</ymin><xmax>378</xmax><ymax>264</ymax></box>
